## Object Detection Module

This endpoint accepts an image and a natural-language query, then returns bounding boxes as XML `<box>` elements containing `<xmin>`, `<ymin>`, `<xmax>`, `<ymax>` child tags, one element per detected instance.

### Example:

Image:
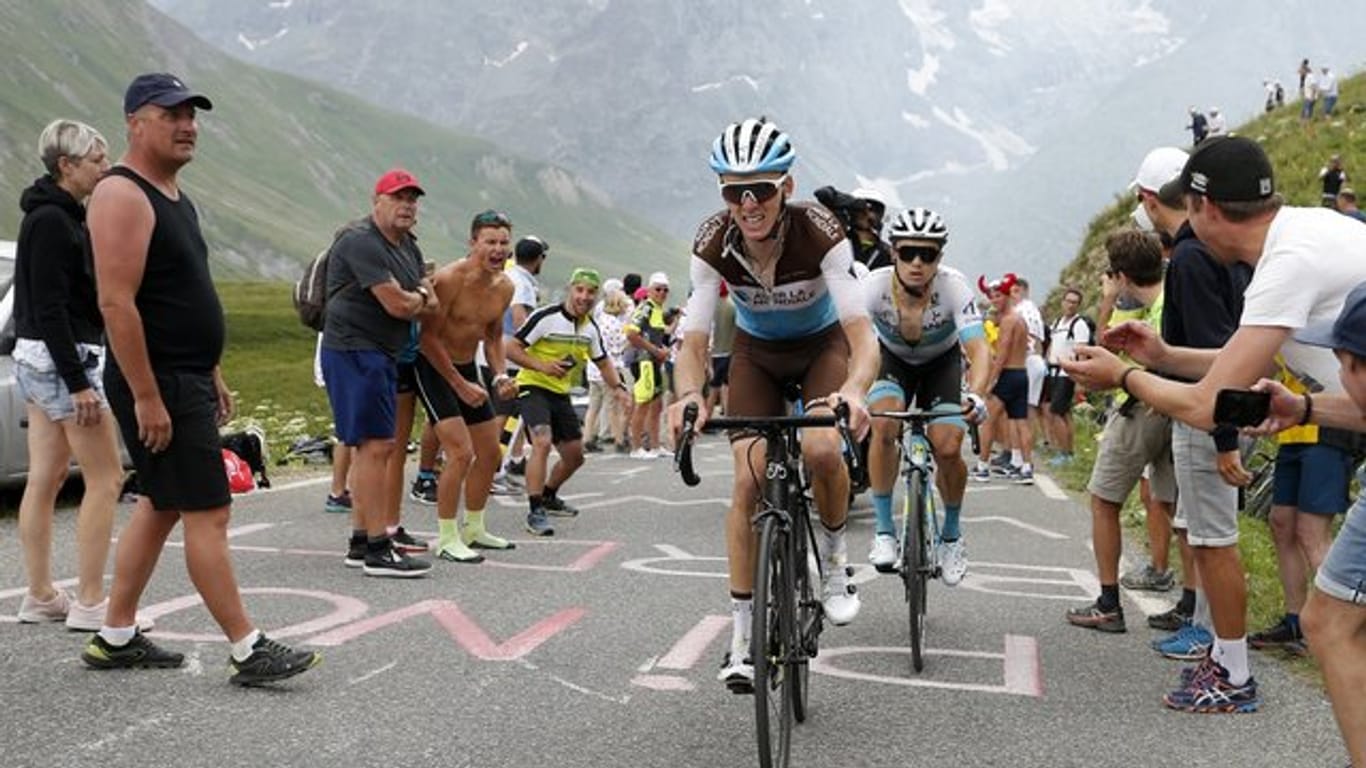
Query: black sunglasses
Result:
<box><xmin>719</xmin><ymin>177</ymin><xmax>785</xmax><ymax>205</ymax></box>
<box><xmin>895</xmin><ymin>245</ymin><xmax>942</xmax><ymax>264</ymax></box>
<box><xmin>472</xmin><ymin>209</ymin><xmax>512</xmax><ymax>227</ymax></box>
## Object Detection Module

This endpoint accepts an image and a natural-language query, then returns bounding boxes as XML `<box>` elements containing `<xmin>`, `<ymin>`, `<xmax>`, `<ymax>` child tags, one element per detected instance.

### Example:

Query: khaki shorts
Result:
<box><xmin>1170</xmin><ymin>421</ymin><xmax>1239</xmax><ymax>547</ymax></box>
<box><xmin>1087</xmin><ymin>405</ymin><xmax>1176</xmax><ymax>505</ymax></box>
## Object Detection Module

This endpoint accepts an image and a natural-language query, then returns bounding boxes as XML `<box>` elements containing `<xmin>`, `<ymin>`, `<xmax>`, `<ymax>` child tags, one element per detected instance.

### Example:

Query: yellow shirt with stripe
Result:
<box><xmin>1110</xmin><ymin>291</ymin><xmax>1163</xmax><ymax>405</ymax></box>
<box><xmin>1274</xmin><ymin>355</ymin><xmax>1319</xmax><ymax>444</ymax></box>
<box><xmin>513</xmin><ymin>304</ymin><xmax>607</xmax><ymax>395</ymax></box>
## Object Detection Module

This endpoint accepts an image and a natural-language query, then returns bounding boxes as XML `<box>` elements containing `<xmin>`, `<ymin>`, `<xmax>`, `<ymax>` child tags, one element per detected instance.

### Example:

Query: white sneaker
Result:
<box><xmin>868</xmin><ymin>534</ymin><xmax>897</xmax><ymax>573</ymax></box>
<box><xmin>17</xmin><ymin>589</ymin><xmax>70</xmax><ymax>623</ymax></box>
<box><xmin>717</xmin><ymin>651</ymin><xmax>754</xmax><ymax>692</ymax></box>
<box><xmin>630</xmin><ymin>448</ymin><xmax>653</xmax><ymax>460</ymax></box>
<box><xmin>821</xmin><ymin>562</ymin><xmax>861</xmax><ymax>626</ymax></box>
<box><xmin>939</xmin><ymin>538</ymin><xmax>968</xmax><ymax>586</ymax></box>
<box><xmin>64</xmin><ymin>598</ymin><xmax>157</xmax><ymax>632</ymax></box>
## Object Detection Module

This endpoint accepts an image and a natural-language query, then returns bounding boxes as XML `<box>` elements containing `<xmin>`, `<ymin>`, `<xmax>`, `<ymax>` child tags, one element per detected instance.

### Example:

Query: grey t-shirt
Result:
<box><xmin>320</xmin><ymin>220</ymin><xmax>423</xmax><ymax>357</ymax></box>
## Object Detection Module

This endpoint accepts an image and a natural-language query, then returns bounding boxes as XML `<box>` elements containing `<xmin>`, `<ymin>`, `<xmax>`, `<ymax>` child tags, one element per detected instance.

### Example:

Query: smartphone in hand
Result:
<box><xmin>1214</xmin><ymin>389</ymin><xmax>1271</xmax><ymax>427</ymax></box>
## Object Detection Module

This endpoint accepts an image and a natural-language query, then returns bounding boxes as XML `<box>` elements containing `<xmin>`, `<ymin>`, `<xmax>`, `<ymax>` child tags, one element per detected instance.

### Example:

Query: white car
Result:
<box><xmin>0</xmin><ymin>239</ymin><xmax>27</xmax><ymax>485</ymax></box>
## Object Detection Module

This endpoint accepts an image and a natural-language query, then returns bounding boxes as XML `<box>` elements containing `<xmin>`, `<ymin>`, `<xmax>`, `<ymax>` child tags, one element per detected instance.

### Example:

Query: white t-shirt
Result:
<box><xmin>1016</xmin><ymin>299</ymin><xmax>1046</xmax><ymax>354</ymax></box>
<box><xmin>1047</xmin><ymin>314</ymin><xmax>1092</xmax><ymax>373</ymax></box>
<box><xmin>1241</xmin><ymin>206</ymin><xmax>1366</xmax><ymax>392</ymax></box>
<box><xmin>1320</xmin><ymin>71</ymin><xmax>1338</xmax><ymax>98</ymax></box>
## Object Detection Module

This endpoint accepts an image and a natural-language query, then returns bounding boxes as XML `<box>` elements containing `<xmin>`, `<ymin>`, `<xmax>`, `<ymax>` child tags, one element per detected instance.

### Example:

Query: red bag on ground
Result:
<box><xmin>222</xmin><ymin>448</ymin><xmax>256</xmax><ymax>494</ymax></box>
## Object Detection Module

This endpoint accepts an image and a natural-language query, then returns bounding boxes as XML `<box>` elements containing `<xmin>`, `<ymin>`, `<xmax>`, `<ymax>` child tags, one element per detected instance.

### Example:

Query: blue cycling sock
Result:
<box><xmin>872</xmin><ymin>493</ymin><xmax>894</xmax><ymax>536</ymax></box>
<box><xmin>942</xmin><ymin>503</ymin><xmax>962</xmax><ymax>541</ymax></box>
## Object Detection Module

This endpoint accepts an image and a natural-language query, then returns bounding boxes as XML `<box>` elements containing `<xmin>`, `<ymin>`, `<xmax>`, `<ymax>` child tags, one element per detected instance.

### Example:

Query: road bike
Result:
<box><xmin>676</xmin><ymin>401</ymin><xmax>860</xmax><ymax>768</ymax></box>
<box><xmin>870</xmin><ymin>403</ymin><xmax>977</xmax><ymax>673</ymax></box>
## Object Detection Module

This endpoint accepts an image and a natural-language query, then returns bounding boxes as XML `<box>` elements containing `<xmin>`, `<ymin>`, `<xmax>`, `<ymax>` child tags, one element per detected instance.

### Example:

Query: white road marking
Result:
<box><xmin>226</xmin><ymin>523</ymin><xmax>276</xmax><ymax>539</ymax></box>
<box><xmin>348</xmin><ymin>661</ymin><xmax>397</xmax><ymax>685</ymax></box>
<box><xmin>656</xmin><ymin>615</ymin><xmax>730</xmax><ymax>670</ymax></box>
<box><xmin>961</xmin><ymin>515</ymin><xmax>1069</xmax><ymax>540</ymax></box>
<box><xmin>811</xmin><ymin>635</ymin><xmax>1042</xmax><ymax>697</ymax></box>
<box><xmin>1033</xmin><ymin>473</ymin><xmax>1068</xmax><ymax>500</ymax></box>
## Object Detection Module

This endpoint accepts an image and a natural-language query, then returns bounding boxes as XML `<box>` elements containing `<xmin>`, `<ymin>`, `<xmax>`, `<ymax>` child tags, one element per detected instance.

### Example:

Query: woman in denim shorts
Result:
<box><xmin>12</xmin><ymin>120</ymin><xmax>130</xmax><ymax>632</ymax></box>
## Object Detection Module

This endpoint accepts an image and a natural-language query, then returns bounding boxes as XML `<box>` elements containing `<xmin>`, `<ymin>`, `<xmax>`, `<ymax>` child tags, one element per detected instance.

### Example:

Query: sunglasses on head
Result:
<box><xmin>895</xmin><ymin>245</ymin><xmax>942</xmax><ymax>264</ymax></box>
<box><xmin>718</xmin><ymin>176</ymin><xmax>786</xmax><ymax>205</ymax></box>
<box><xmin>473</xmin><ymin>210</ymin><xmax>512</xmax><ymax>227</ymax></box>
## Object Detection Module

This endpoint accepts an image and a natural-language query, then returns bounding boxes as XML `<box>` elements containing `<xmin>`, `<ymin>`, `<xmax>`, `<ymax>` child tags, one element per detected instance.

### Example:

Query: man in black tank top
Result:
<box><xmin>83</xmin><ymin>73</ymin><xmax>319</xmax><ymax>686</ymax></box>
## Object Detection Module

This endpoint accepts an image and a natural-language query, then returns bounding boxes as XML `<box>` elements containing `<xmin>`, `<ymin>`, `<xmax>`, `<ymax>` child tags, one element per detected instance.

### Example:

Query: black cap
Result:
<box><xmin>1179</xmin><ymin>135</ymin><xmax>1275</xmax><ymax>202</ymax></box>
<box><xmin>123</xmin><ymin>73</ymin><xmax>213</xmax><ymax>115</ymax></box>
<box><xmin>1296</xmin><ymin>281</ymin><xmax>1366</xmax><ymax>359</ymax></box>
<box><xmin>515</xmin><ymin>236</ymin><xmax>549</xmax><ymax>262</ymax></box>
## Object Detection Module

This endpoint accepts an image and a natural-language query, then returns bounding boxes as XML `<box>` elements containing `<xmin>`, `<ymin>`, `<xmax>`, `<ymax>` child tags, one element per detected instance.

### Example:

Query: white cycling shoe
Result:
<box><xmin>868</xmin><ymin>534</ymin><xmax>898</xmax><ymax>573</ymax></box>
<box><xmin>938</xmin><ymin>538</ymin><xmax>968</xmax><ymax>586</ymax></box>
<box><xmin>822</xmin><ymin>562</ymin><xmax>861</xmax><ymax>626</ymax></box>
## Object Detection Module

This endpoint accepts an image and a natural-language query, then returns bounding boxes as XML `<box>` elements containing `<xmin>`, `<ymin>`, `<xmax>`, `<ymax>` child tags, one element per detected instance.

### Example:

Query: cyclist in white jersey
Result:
<box><xmin>668</xmin><ymin>118</ymin><xmax>878</xmax><ymax>690</ymax></box>
<box><xmin>863</xmin><ymin>207</ymin><xmax>989</xmax><ymax>581</ymax></box>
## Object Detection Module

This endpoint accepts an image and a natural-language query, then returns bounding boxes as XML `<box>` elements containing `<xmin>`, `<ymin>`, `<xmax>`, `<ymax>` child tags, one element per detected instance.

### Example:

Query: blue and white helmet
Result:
<box><xmin>887</xmin><ymin>206</ymin><xmax>948</xmax><ymax>243</ymax></box>
<box><xmin>709</xmin><ymin>118</ymin><xmax>795</xmax><ymax>175</ymax></box>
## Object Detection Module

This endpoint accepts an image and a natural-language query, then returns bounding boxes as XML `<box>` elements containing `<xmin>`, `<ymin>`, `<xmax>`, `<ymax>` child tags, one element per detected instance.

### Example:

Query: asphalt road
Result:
<box><xmin>0</xmin><ymin>438</ymin><xmax>1348</xmax><ymax>768</ymax></box>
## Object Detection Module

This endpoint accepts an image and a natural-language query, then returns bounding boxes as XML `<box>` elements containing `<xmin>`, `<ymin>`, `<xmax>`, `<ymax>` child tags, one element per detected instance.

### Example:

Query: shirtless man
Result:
<box><xmin>413</xmin><ymin>212</ymin><xmax>520</xmax><ymax>563</ymax></box>
<box><xmin>974</xmin><ymin>273</ymin><xmax>1034</xmax><ymax>484</ymax></box>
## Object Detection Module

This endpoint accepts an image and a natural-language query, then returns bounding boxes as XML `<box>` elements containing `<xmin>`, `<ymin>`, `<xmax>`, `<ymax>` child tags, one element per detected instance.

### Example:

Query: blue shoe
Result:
<box><xmin>324</xmin><ymin>492</ymin><xmax>352</xmax><ymax>514</ymax></box>
<box><xmin>525</xmin><ymin>508</ymin><xmax>555</xmax><ymax>537</ymax></box>
<box><xmin>1153</xmin><ymin>622</ymin><xmax>1213</xmax><ymax>661</ymax></box>
<box><xmin>1047</xmin><ymin>453</ymin><xmax>1072</xmax><ymax>468</ymax></box>
<box><xmin>1162</xmin><ymin>661</ymin><xmax>1260</xmax><ymax>714</ymax></box>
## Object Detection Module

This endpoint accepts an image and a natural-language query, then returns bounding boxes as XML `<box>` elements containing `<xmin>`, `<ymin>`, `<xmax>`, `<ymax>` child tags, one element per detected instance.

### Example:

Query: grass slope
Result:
<box><xmin>0</xmin><ymin>1</ymin><xmax>684</xmax><ymax>284</ymax></box>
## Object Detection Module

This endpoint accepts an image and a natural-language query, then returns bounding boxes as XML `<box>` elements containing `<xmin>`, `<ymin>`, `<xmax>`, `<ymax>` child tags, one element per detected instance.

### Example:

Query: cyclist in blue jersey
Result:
<box><xmin>668</xmin><ymin>118</ymin><xmax>879</xmax><ymax>689</ymax></box>
<box><xmin>863</xmin><ymin>207</ymin><xmax>989</xmax><ymax>581</ymax></box>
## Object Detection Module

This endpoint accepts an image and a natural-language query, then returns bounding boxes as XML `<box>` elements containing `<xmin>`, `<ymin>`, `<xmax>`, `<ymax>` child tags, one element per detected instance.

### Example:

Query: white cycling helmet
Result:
<box><xmin>850</xmin><ymin>187</ymin><xmax>888</xmax><ymax>213</ymax></box>
<box><xmin>887</xmin><ymin>207</ymin><xmax>948</xmax><ymax>243</ymax></box>
<box><xmin>709</xmin><ymin>117</ymin><xmax>795</xmax><ymax>175</ymax></box>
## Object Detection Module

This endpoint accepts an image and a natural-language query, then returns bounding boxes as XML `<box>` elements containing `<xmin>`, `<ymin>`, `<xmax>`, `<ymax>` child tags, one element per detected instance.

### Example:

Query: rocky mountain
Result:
<box><xmin>0</xmin><ymin>1</ymin><xmax>679</xmax><ymax>281</ymax></box>
<box><xmin>138</xmin><ymin>2</ymin><xmax>1366</xmax><ymax>285</ymax></box>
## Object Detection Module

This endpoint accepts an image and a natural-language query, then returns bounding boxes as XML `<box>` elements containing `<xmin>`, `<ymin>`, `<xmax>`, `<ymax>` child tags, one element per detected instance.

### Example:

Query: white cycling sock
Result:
<box><xmin>730</xmin><ymin>598</ymin><xmax>752</xmax><ymax>653</ymax></box>
<box><xmin>231</xmin><ymin>629</ymin><xmax>263</xmax><ymax>662</ymax></box>
<box><xmin>820</xmin><ymin>523</ymin><xmax>846</xmax><ymax>564</ymax></box>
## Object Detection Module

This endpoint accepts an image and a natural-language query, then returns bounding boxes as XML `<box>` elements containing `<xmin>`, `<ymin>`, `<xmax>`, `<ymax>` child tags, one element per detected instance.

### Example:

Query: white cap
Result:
<box><xmin>603</xmin><ymin>278</ymin><xmax>623</xmax><ymax>294</ymax></box>
<box><xmin>648</xmin><ymin>271</ymin><xmax>669</xmax><ymax>287</ymax></box>
<box><xmin>1130</xmin><ymin>146</ymin><xmax>1189</xmax><ymax>193</ymax></box>
<box><xmin>850</xmin><ymin>187</ymin><xmax>888</xmax><ymax>209</ymax></box>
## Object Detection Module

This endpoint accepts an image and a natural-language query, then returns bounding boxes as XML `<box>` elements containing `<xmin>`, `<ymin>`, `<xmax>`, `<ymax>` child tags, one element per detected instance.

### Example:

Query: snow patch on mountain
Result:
<box><xmin>485</xmin><ymin>42</ymin><xmax>529</xmax><ymax>68</ymax></box>
<box><xmin>691</xmin><ymin>75</ymin><xmax>760</xmax><ymax>93</ymax></box>
<box><xmin>933</xmin><ymin>106</ymin><xmax>1034</xmax><ymax>171</ymax></box>
<box><xmin>969</xmin><ymin>0</ymin><xmax>1012</xmax><ymax>55</ymax></box>
<box><xmin>237</xmin><ymin>27</ymin><xmax>288</xmax><ymax>52</ymax></box>
<box><xmin>901</xmin><ymin>111</ymin><xmax>931</xmax><ymax>128</ymax></box>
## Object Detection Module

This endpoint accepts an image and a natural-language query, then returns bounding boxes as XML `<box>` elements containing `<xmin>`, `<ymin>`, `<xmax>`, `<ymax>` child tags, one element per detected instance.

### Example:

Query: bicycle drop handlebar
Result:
<box><xmin>869</xmin><ymin>405</ymin><xmax>982</xmax><ymax>456</ymax></box>
<box><xmin>675</xmin><ymin>401</ymin><xmax>862</xmax><ymax>487</ymax></box>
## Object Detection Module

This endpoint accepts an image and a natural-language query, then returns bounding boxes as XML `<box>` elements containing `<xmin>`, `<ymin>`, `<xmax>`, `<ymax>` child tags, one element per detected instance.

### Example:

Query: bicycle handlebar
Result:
<box><xmin>870</xmin><ymin>406</ymin><xmax>982</xmax><ymax>456</ymax></box>
<box><xmin>675</xmin><ymin>401</ymin><xmax>860</xmax><ymax>487</ymax></box>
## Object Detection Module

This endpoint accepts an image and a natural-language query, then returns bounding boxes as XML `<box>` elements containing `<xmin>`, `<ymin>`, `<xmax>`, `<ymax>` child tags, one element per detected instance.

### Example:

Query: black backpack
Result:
<box><xmin>293</xmin><ymin>218</ymin><xmax>371</xmax><ymax>331</ymax></box>
<box><xmin>1067</xmin><ymin>314</ymin><xmax>1097</xmax><ymax>343</ymax></box>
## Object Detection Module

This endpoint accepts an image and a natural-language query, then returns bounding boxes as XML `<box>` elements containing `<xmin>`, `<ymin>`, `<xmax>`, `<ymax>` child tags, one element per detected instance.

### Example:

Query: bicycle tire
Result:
<box><xmin>752</xmin><ymin>516</ymin><xmax>794</xmax><ymax>768</ymax></box>
<box><xmin>903</xmin><ymin>471</ymin><xmax>929</xmax><ymax>672</ymax></box>
<box><xmin>790</xmin><ymin>496</ymin><xmax>818</xmax><ymax>724</ymax></box>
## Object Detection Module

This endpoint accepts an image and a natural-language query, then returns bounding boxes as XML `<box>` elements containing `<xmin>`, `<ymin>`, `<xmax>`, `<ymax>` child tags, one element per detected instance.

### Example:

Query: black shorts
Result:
<box><xmin>414</xmin><ymin>355</ymin><xmax>495</xmax><ymax>426</ymax></box>
<box><xmin>869</xmin><ymin>344</ymin><xmax>961</xmax><ymax>411</ymax></box>
<box><xmin>396</xmin><ymin>361</ymin><xmax>417</xmax><ymax>395</ymax></box>
<box><xmin>1047</xmin><ymin>374</ymin><xmax>1076</xmax><ymax>416</ymax></box>
<box><xmin>518</xmin><ymin>386</ymin><xmax>582</xmax><ymax>444</ymax></box>
<box><xmin>709</xmin><ymin>355</ymin><xmax>731</xmax><ymax>390</ymax></box>
<box><xmin>992</xmin><ymin>368</ymin><xmax>1030</xmax><ymax>420</ymax></box>
<box><xmin>105</xmin><ymin>367</ymin><xmax>231</xmax><ymax>512</ymax></box>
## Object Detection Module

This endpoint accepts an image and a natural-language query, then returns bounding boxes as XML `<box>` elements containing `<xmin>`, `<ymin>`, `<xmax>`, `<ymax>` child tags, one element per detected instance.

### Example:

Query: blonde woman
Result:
<box><xmin>14</xmin><ymin>119</ymin><xmax>130</xmax><ymax>631</ymax></box>
<box><xmin>584</xmin><ymin>287</ymin><xmax>632</xmax><ymax>451</ymax></box>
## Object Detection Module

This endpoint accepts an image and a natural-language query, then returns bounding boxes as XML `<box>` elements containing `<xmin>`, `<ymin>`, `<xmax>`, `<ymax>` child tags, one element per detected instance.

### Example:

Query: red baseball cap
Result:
<box><xmin>374</xmin><ymin>168</ymin><xmax>425</xmax><ymax>197</ymax></box>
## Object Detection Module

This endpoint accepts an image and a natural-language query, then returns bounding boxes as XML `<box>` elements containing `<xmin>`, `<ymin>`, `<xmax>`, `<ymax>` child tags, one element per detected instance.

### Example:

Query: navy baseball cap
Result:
<box><xmin>1179</xmin><ymin>135</ymin><xmax>1275</xmax><ymax>202</ymax></box>
<box><xmin>123</xmin><ymin>73</ymin><xmax>213</xmax><ymax>115</ymax></box>
<box><xmin>1295</xmin><ymin>281</ymin><xmax>1366</xmax><ymax>358</ymax></box>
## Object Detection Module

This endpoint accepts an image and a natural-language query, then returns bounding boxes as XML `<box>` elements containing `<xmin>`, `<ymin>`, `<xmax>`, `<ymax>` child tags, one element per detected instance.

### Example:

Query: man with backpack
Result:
<box><xmin>1044</xmin><ymin>287</ymin><xmax>1091</xmax><ymax>464</ymax></box>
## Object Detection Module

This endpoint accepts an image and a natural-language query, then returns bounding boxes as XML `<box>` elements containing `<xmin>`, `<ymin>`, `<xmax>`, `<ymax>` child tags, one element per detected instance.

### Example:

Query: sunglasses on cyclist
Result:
<box><xmin>896</xmin><ymin>245</ymin><xmax>942</xmax><ymax>264</ymax></box>
<box><xmin>472</xmin><ymin>209</ymin><xmax>512</xmax><ymax>228</ymax></box>
<box><xmin>718</xmin><ymin>176</ymin><xmax>786</xmax><ymax>206</ymax></box>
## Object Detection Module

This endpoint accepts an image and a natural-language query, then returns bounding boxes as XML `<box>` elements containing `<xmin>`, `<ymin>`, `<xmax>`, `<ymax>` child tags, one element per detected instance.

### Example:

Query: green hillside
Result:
<box><xmin>1047</xmin><ymin>72</ymin><xmax>1366</xmax><ymax>314</ymax></box>
<box><xmin>0</xmin><ymin>1</ymin><xmax>683</xmax><ymax>283</ymax></box>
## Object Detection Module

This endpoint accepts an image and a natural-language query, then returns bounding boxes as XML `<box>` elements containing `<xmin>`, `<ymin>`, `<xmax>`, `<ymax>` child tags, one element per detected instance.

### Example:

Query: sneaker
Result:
<box><xmin>1065</xmin><ymin>600</ymin><xmax>1126</xmax><ymax>633</ymax></box>
<box><xmin>1162</xmin><ymin>663</ymin><xmax>1260</xmax><ymax>714</ymax></box>
<box><xmin>391</xmin><ymin>526</ymin><xmax>430</xmax><ymax>554</ymax></box>
<box><xmin>718</xmin><ymin>651</ymin><xmax>755</xmax><ymax>694</ymax></box>
<box><xmin>1248</xmin><ymin>618</ymin><xmax>1302</xmax><ymax>650</ymax></box>
<box><xmin>868</xmin><ymin>533</ymin><xmax>897</xmax><ymax>573</ymax></box>
<box><xmin>630</xmin><ymin>448</ymin><xmax>654</xmax><ymax>460</ymax></box>
<box><xmin>970</xmin><ymin>464</ymin><xmax>992</xmax><ymax>482</ymax></box>
<box><xmin>230</xmin><ymin>634</ymin><xmax>321</xmax><ymax>686</ymax></box>
<box><xmin>1178</xmin><ymin>652</ymin><xmax>1218</xmax><ymax>687</ymax></box>
<box><xmin>584</xmin><ymin>439</ymin><xmax>602</xmax><ymax>453</ymax></box>
<box><xmin>344</xmin><ymin>539</ymin><xmax>366</xmax><ymax>568</ymax></box>
<box><xmin>434</xmin><ymin>539</ymin><xmax>485</xmax><ymax>564</ymax></box>
<box><xmin>1007</xmin><ymin>466</ymin><xmax>1034</xmax><ymax>485</ymax></box>
<box><xmin>822</xmin><ymin>563</ymin><xmax>861</xmax><ymax>626</ymax></box>
<box><xmin>1120</xmin><ymin>563</ymin><xmax>1175</xmax><ymax>592</ymax></box>
<box><xmin>1153</xmin><ymin>622</ymin><xmax>1213</xmax><ymax>660</ymax></box>
<box><xmin>506</xmin><ymin>457</ymin><xmax>527</xmax><ymax>476</ymax></box>
<box><xmin>1147</xmin><ymin>605</ymin><xmax>1192</xmax><ymax>632</ymax></box>
<box><xmin>543</xmin><ymin>495</ymin><xmax>580</xmax><ymax>518</ymax></box>
<box><xmin>990</xmin><ymin>452</ymin><xmax>1013</xmax><ymax>472</ymax></box>
<box><xmin>463</xmin><ymin>525</ymin><xmax>515</xmax><ymax>550</ymax></box>
<box><xmin>82</xmin><ymin>631</ymin><xmax>184</xmax><ymax>669</ymax></box>
<box><xmin>489</xmin><ymin>477</ymin><xmax>519</xmax><ymax>496</ymax></box>
<box><xmin>654</xmin><ymin>447</ymin><xmax>675</xmax><ymax>460</ymax></box>
<box><xmin>17</xmin><ymin>589</ymin><xmax>70</xmax><ymax>623</ymax></box>
<box><xmin>525</xmin><ymin>509</ymin><xmax>555</xmax><ymax>537</ymax></box>
<box><xmin>615</xmin><ymin>442</ymin><xmax>632</xmax><ymax>455</ymax></box>
<box><xmin>1047</xmin><ymin>453</ymin><xmax>1073</xmax><ymax>468</ymax></box>
<box><xmin>938</xmin><ymin>538</ymin><xmax>968</xmax><ymax>586</ymax></box>
<box><xmin>323</xmin><ymin>492</ymin><xmax>352</xmax><ymax>514</ymax></box>
<box><xmin>409</xmin><ymin>475</ymin><xmax>438</xmax><ymax>505</ymax></box>
<box><xmin>64</xmin><ymin>599</ymin><xmax>155</xmax><ymax>633</ymax></box>
<box><xmin>362</xmin><ymin>545</ymin><xmax>432</xmax><ymax>578</ymax></box>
